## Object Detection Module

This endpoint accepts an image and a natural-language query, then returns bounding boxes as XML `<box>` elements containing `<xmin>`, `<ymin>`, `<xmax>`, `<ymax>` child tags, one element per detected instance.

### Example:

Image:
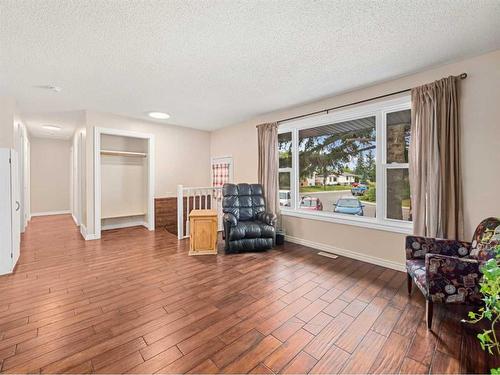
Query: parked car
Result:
<box><xmin>299</xmin><ymin>196</ymin><xmax>323</xmax><ymax>211</ymax></box>
<box><xmin>279</xmin><ymin>190</ymin><xmax>291</xmax><ymax>207</ymax></box>
<box><xmin>351</xmin><ymin>181</ymin><xmax>368</xmax><ymax>187</ymax></box>
<box><xmin>351</xmin><ymin>184</ymin><xmax>368</xmax><ymax>196</ymax></box>
<box><xmin>334</xmin><ymin>198</ymin><xmax>364</xmax><ymax>216</ymax></box>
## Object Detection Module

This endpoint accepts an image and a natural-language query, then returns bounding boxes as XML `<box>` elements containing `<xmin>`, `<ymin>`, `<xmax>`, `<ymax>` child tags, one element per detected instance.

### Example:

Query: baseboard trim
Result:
<box><xmin>71</xmin><ymin>214</ymin><xmax>79</xmax><ymax>226</ymax></box>
<box><xmin>102</xmin><ymin>221</ymin><xmax>148</xmax><ymax>231</ymax></box>
<box><xmin>285</xmin><ymin>235</ymin><xmax>406</xmax><ymax>272</ymax></box>
<box><xmin>80</xmin><ymin>224</ymin><xmax>100</xmax><ymax>241</ymax></box>
<box><xmin>31</xmin><ymin>210</ymin><xmax>70</xmax><ymax>217</ymax></box>
<box><xmin>80</xmin><ymin>224</ymin><xmax>88</xmax><ymax>240</ymax></box>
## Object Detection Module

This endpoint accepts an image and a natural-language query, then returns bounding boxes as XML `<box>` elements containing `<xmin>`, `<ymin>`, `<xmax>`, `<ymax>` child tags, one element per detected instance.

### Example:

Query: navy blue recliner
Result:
<box><xmin>222</xmin><ymin>183</ymin><xmax>277</xmax><ymax>253</ymax></box>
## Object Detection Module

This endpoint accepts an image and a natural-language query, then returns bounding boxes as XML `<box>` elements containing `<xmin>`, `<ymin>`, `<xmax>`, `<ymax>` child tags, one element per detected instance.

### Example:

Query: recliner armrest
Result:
<box><xmin>223</xmin><ymin>213</ymin><xmax>238</xmax><ymax>227</ymax></box>
<box><xmin>256</xmin><ymin>212</ymin><xmax>277</xmax><ymax>226</ymax></box>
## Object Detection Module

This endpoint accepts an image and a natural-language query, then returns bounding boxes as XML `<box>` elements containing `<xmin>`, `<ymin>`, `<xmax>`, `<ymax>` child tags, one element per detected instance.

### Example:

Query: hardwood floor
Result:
<box><xmin>0</xmin><ymin>215</ymin><xmax>496</xmax><ymax>374</ymax></box>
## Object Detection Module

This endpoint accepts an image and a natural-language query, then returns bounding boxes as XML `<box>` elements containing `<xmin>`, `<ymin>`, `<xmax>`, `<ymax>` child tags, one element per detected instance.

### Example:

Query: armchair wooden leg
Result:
<box><xmin>407</xmin><ymin>273</ymin><xmax>412</xmax><ymax>295</ymax></box>
<box><xmin>426</xmin><ymin>300</ymin><xmax>433</xmax><ymax>330</ymax></box>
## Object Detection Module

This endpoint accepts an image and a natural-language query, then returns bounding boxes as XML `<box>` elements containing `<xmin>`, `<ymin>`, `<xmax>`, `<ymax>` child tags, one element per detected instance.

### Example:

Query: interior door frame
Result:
<box><xmin>70</xmin><ymin>131</ymin><xmax>83</xmax><ymax>226</ymax></box>
<box><xmin>15</xmin><ymin>123</ymin><xmax>26</xmax><ymax>232</ymax></box>
<box><xmin>24</xmin><ymin>136</ymin><xmax>30</xmax><ymax>226</ymax></box>
<box><xmin>9</xmin><ymin>149</ymin><xmax>20</xmax><ymax>265</ymax></box>
<box><xmin>93</xmin><ymin>127</ymin><xmax>155</xmax><ymax>239</ymax></box>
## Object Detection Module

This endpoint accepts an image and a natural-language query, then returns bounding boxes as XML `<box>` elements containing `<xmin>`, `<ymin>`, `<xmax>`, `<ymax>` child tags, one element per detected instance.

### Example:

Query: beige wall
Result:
<box><xmin>210</xmin><ymin>49</ymin><xmax>500</xmax><ymax>268</ymax></box>
<box><xmin>211</xmin><ymin>121</ymin><xmax>258</xmax><ymax>183</ymax></box>
<box><xmin>30</xmin><ymin>137</ymin><xmax>71</xmax><ymax>214</ymax></box>
<box><xmin>86</xmin><ymin>111</ymin><xmax>211</xmax><ymax>197</ymax></box>
<box><xmin>83</xmin><ymin>111</ymin><xmax>211</xmax><ymax>234</ymax></box>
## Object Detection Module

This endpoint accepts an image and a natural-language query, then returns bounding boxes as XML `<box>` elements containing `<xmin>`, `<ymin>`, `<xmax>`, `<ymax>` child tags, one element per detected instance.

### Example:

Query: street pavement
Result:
<box><xmin>299</xmin><ymin>189</ymin><xmax>376</xmax><ymax>217</ymax></box>
<box><xmin>298</xmin><ymin>190</ymin><xmax>411</xmax><ymax>221</ymax></box>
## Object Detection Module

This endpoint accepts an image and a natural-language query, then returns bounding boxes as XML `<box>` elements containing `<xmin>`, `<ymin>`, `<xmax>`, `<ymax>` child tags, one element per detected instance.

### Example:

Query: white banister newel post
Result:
<box><xmin>177</xmin><ymin>185</ymin><xmax>183</xmax><ymax>239</ymax></box>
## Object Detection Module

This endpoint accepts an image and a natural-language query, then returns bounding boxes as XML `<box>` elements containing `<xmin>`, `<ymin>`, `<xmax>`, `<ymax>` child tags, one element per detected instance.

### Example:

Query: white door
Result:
<box><xmin>26</xmin><ymin>140</ymin><xmax>30</xmax><ymax>222</ymax></box>
<box><xmin>10</xmin><ymin>150</ymin><xmax>20</xmax><ymax>265</ymax></box>
<box><xmin>0</xmin><ymin>149</ymin><xmax>12</xmax><ymax>274</ymax></box>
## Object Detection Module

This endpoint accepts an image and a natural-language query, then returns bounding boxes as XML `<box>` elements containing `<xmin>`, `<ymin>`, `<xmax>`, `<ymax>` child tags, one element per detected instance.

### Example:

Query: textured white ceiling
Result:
<box><xmin>1</xmin><ymin>0</ymin><xmax>500</xmax><ymax>132</ymax></box>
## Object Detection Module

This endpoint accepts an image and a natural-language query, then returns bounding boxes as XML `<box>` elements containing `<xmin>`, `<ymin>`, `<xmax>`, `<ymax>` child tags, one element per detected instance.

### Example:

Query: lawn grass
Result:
<box><xmin>300</xmin><ymin>185</ymin><xmax>351</xmax><ymax>193</ymax></box>
<box><xmin>402</xmin><ymin>198</ymin><xmax>410</xmax><ymax>208</ymax></box>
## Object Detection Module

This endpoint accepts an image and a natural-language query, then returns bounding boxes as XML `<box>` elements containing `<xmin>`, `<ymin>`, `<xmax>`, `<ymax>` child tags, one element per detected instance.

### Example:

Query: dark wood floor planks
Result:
<box><xmin>0</xmin><ymin>214</ymin><xmax>496</xmax><ymax>374</ymax></box>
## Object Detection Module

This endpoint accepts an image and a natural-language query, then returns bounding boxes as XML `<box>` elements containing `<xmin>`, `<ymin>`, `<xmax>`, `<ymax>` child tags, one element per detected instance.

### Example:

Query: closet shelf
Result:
<box><xmin>101</xmin><ymin>150</ymin><xmax>147</xmax><ymax>157</ymax></box>
<box><xmin>101</xmin><ymin>212</ymin><xmax>147</xmax><ymax>219</ymax></box>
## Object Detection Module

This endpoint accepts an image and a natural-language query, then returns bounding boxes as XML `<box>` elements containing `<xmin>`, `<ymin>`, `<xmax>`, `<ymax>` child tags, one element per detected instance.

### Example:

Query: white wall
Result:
<box><xmin>0</xmin><ymin>96</ymin><xmax>31</xmax><ymax>231</ymax></box>
<box><xmin>15</xmin><ymin>122</ymin><xmax>30</xmax><ymax>231</ymax></box>
<box><xmin>71</xmin><ymin>110</ymin><xmax>87</xmax><ymax>227</ymax></box>
<box><xmin>30</xmin><ymin>137</ymin><xmax>71</xmax><ymax>214</ymax></box>
<box><xmin>210</xmin><ymin>49</ymin><xmax>500</xmax><ymax>268</ymax></box>
<box><xmin>0</xmin><ymin>96</ymin><xmax>16</xmax><ymax>149</ymax></box>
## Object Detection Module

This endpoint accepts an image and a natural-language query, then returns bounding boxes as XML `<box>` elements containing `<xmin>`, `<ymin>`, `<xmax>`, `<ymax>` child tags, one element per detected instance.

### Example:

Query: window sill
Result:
<box><xmin>280</xmin><ymin>208</ymin><xmax>413</xmax><ymax>235</ymax></box>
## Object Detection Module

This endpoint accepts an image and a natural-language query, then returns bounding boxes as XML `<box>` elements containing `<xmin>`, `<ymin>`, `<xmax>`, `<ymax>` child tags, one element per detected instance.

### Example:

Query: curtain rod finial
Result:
<box><xmin>459</xmin><ymin>73</ymin><xmax>467</xmax><ymax>79</ymax></box>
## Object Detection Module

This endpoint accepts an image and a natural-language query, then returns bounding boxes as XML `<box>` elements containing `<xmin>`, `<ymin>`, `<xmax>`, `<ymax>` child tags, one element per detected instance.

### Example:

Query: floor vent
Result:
<box><xmin>317</xmin><ymin>251</ymin><xmax>338</xmax><ymax>259</ymax></box>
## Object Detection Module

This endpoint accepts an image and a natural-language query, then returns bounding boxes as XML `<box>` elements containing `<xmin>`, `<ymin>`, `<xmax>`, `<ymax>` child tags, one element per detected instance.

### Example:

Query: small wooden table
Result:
<box><xmin>189</xmin><ymin>209</ymin><xmax>218</xmax><ymax>256</ymax></box>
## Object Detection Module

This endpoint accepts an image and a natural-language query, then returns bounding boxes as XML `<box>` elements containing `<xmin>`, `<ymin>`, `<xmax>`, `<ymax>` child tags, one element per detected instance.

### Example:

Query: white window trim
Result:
<box><xmin>278</xmin><ymin>95</ymin><xmax>413</xmax><ymax>234</ymax></box>
<box><xmin>278</xmin><ymin>167</ymin><xmax>293</xmax><ymax>206</ymax></box>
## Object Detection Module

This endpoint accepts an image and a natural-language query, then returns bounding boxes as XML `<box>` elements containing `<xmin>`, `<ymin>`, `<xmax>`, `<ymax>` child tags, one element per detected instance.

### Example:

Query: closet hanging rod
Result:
<box><xmin>100</xmin><ymin>150</ymin><xmax>147</xmax><ymax>157</ymax></box>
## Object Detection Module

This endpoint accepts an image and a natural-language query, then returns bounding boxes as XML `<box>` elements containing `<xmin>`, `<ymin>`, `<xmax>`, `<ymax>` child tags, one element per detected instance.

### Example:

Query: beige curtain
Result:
<box><xmin>409</xmin><ymin>76</ymin><xmax>463</xmax><ymax>239</ymax></box>
<box><xmin>257</xmin><ymin>122</ymin><xmax>279</xmax><ymax>215</ymax></box>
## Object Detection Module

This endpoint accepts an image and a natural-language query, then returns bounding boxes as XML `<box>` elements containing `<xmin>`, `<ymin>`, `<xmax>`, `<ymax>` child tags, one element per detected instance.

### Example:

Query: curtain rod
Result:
<box><xmin>276</xmin><ymin>73</ymin><xmax>467</xmax><ymax>124</ymax></box>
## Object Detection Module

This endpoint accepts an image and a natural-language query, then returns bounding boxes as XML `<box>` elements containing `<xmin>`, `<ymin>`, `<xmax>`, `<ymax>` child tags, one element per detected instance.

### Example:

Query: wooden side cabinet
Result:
<box><xmin>189</xmin><ymin>209</ymin><xmax>218</xmax><ymax>255</ymax></box>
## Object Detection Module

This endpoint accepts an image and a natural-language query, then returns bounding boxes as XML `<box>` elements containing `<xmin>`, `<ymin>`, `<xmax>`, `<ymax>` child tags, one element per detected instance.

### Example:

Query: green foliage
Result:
<box><xmin>354</xmin><ymin>152</ymin><xmax>376</xmax><ymax>183</ymax></box>
<box><xmin>361</xmin><ymin>186</ymin><xmax>376</xmax><ymax>202</ymax></box>
<box><xmin>299</xmin><ymin>127</ymin><xmax>375</xmax><ymax>181</ymax></box>
<box><xmin>401</xmin><ymin>198</ymin><xmax>411</xmax><ymax>208</ymax></box>
<box><xmin>278</xmin><ymin>133</ymin><xmax>292</xmax><ymax>169</ymax></box>
<box><xmin>279</xmin><ymin>151</ymin><xmax>292</xmax><ymax>168</ymax></box>
<box><xmin>467</xmin><ymin>244</ymin><xmax>500</xmax><ymax>374</ymax></box>
<box><xmin>365</xmin><ymin>151</ymin><xmax>376</xmax><ymax>182</ymax></box>
<box><xmin>299</xmin><ymin>185</ymin><xmax>351</xmax><ymax>193</ymax></box>
<box><xmin>354</xmin><ymin>154</ymin><xmax>366</xmax><ymax>181</ymax></box>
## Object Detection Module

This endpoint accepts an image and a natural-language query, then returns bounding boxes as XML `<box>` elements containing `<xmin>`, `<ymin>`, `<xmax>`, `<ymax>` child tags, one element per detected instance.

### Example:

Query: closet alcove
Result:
<box><xmin>94</xmin><ymin>128</ymin><xmax>155</xmax><ymax>238</ymax></box>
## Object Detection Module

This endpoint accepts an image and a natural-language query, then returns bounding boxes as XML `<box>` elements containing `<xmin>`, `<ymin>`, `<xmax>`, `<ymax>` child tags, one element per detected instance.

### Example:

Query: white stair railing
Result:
<box><xmin>177</xmin><ymin>185</ymin><xmax>223</xmax><ymax>239</ymax></box>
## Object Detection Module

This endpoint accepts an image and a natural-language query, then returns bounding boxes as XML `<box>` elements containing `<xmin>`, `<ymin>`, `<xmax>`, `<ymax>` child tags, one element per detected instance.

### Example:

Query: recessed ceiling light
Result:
<box><xmin>35</xmin><ymin>85</ymin><xmax>62</xmax><ymax>92</ymax></box>
<box><xmin>42</xmin><ymin>125</ymin><xmax>61</xmax><ymax>131</ymax></box>
<box><xmin>148</xmin><ymin>111</ymin><xmax>170</xmax><ymax>120</ymax></box>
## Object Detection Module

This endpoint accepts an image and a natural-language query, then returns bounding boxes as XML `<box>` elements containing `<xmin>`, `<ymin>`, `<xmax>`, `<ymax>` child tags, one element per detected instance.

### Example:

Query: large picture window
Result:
<box><xmin>278</xmin><ymin>96</ymin><xmax>412</xmax><ymax>233</ymax></box>
<box><xmin>298</xmin><ymin>115</ymin><xmax>376</xmax><ymax>218</ymax></box>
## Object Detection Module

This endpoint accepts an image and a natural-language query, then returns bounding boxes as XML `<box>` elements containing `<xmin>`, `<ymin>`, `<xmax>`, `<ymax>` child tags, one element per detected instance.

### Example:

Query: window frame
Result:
<box><xmin>278</xmin><ymin>132</ymin><xmax>295</xmax><ymax>209</ymax></box>
<box><xmin>278</xmin><ymin>95</ymin><xmax>413</xmax><ymax>234</ymax></box>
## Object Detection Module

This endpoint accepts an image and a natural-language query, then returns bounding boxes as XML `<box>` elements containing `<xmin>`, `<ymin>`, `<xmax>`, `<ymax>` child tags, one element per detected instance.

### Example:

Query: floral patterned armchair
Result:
<box><xmin>405</xmin><ymin>217</ymin><xmax>500</xmax><ymax>329</ymax></box>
